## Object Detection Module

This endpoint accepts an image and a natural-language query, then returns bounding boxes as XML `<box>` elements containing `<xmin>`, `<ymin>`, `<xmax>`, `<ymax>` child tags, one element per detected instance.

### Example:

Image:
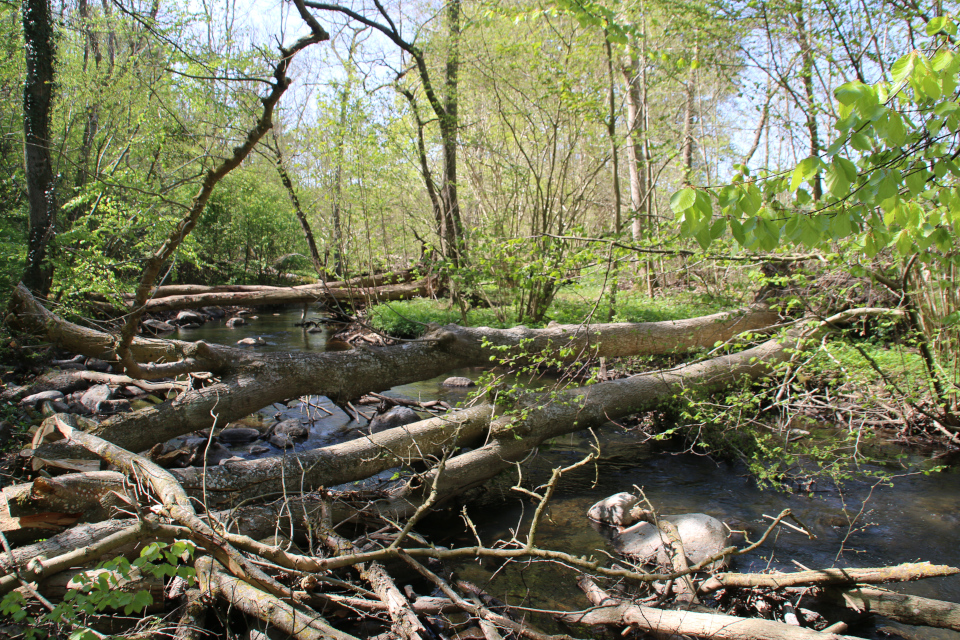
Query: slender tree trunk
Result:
<box><xmin>681</xmin><ymin>49</ymin><xmax>697</xmax><ymax>186</ymax></box>
<box><xmin>604</xmin><ymin>33</ymin><xmax>622</xmax><ymax>320</ymax></box>
<box><xmin>331</xmin><ymin>81</ymin><xmax>349</xmax><ymax>278</ymax></box>
<box><xmin>439</xmin><ymin>0</ymin><xmax>464</xmax><ymax>268</ymax></box>
<box><xmin>21</xmin><ymin>0</ymin><xmax>58</xmax><ymax>296</ymax></box>
<box><xmin>273</xmin><ymin>141</ymin><xmax>325</xmax><ymax>278</ymax></box>
<box><xmin>795</xmin><ymin>2</ymin><xmax>823</xmax><ymax>200</ymax></box>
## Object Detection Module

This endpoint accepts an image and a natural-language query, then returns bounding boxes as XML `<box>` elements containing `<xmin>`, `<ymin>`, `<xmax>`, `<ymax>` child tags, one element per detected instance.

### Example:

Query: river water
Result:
<box><xmin>183</xmin><ymin>307</ymin><xmax>960</xmax><ymax>638</ymax></box>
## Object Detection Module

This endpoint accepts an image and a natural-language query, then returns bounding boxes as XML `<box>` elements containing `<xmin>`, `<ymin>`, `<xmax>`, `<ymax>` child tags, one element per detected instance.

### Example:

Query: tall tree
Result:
<box><xmin>307</xmin><ymin>0</ymin><xmax>467</xmax><ymax>268</ymax></box>
<box><xmin>21</xmin><ymin>0</ymin><xmax>57</xmax><ymax>296</ymax></box>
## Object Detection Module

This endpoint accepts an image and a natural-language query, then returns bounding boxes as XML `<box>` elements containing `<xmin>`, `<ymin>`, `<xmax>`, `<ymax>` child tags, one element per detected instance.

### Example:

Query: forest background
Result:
<box><xmin>1</xmin><ymin>0</ymin><xmax>960</xmax><ymax>635</ymax></box>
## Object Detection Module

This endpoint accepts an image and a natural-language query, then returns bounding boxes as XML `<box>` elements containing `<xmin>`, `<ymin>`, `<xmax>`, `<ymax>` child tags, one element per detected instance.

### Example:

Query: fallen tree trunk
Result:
<box><xmin>29</xmin><ymin>309</ymin><xmax>900</xmax><ymax>515</ymax></box>
<box><xmin>828</xmin><ymin>586</ymin><xmax>960</xmax><ymax>631</ymax></box>
<box><xmin>111</xmin><ymin>269</ymin><xmax>417</xmax><ymax>300</ymax></box>
<box><xmin>563</xmin><ymin>576</ymin><xmax>861</xmax><ymax>640</ymax></box>
<box><xmin>12</xmin><ymin>283</ymin><xmax>779</xmax><ymax>453</ymax></box>
<box><xmin>138</xmin><ymin>277</ymin><xmax>438</xmax><ymax>313</ymax></box>
<box><xmin>699</xmin><ymin>562</ymin><xmax>960</xmax><ymax>594</ymax></box>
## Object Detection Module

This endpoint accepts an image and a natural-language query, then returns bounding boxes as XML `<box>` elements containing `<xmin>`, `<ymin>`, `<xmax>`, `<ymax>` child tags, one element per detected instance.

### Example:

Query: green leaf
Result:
<box><xmin>825</xmin><ymin>158</ymin><xmax>850</xmax><ymax>197</ymax></box>
<box><xmin>891</xmin><ymin>51</ymin><xmax>918</xmax><ymax>83</ymax></box>
<box><xmin>729</xmin><ymin>217</ymin><xmax>745</xmax><ymax>246</ymax></box>
<box><xmin>790</xmin><ymin>156</ymin><xmax>820</xmax><ymax>192</ymax></box>
<box><xmin>926</xmin><ymin>16</ymin><xmax>946</xmax><ymax>35</ymax></box>
<box><xmin>670</xmin><ymin>188</ymin><xmax>696</xmax><ymax>214</ymax></box>
<box><xmin>835</xmin><ymin>81</ymin><xmax>864</xmax><ymax>105</ymax></box>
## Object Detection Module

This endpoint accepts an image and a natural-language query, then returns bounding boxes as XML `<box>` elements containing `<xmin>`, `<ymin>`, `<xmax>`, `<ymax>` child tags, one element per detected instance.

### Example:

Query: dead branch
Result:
<box><xmin>699</xmin><ymin>562</ymin><xmax>960</xmax><ymax>594</ymax></box>
<box><xmin>195</xmin><ymin>556</ymin><xmax>357</xmax><ymax>640</ymax></box>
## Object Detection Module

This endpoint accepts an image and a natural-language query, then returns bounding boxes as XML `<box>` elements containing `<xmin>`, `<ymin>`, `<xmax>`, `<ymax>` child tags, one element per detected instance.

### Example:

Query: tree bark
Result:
<box><xmin>699</xmin><ymin>562</ymin><xmax>960</xmax><ymax>594</ymax></box>
<box><xmin>195</xmin><ymin>556</ymin><xmax>358</xmax><ymax>640</ymax></box>
<box><xmin>829</xmin><ymin>586</ymin><xmax>960</xmax><ymax>631</ymax></box>
<box><xmin>21</xmin><ymin>0</ymin><xmax>58</xmax><ymax>296</ymax></box>
<box><xmin>273</xmin><ymin>140</ymin><xmax>326</xmax><ymax>278</ymax></box>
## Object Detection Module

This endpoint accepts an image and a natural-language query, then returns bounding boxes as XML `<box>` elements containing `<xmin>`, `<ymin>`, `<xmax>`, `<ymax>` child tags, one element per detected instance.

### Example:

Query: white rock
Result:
<box><xmin>587</xmin><ymin>492</ymin><xmax>640</xmax><ymax>527</ymax></box>
<box><xmin>612</xmin><ymin>513</ymin><xmax>729</xmax><ymax>569</ymax></box>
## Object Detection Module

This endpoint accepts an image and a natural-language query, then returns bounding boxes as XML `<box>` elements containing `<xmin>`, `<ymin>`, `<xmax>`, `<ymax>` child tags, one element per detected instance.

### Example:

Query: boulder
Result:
<box><xmin>84</xmin><ymin>358</ymin><xmax>112</xmax><ymax>373</ymax></box>
<box><xmin>203</xmin><ymin>307</ymin><xmax>226</xmax><ymax>319</ymax></box>
<box><xmin>249</xmin><ymin>445</ymin><xmax>270</xmax><ymax>455</ymax></box>
<box><xmin>142</xmin><ymin>319</ymin><xmax>175</xmax><ymax>334</ymax></box>
<box><xmin>80</xmin><ymin>385</ymin><xmax>112</xmax><ymax>413</ymax></box>
<box><xmin>587</xmin><ymin>492</ymin><xmax>641</xmax><ymax>527</ymax></box>
<box><xmin>19</xmin><ymin>390</ymin><xmax>64</xmax><ymax>408</ymax></box>
<box><xmin>174</xmin><ymin>310</ymin><xmax>205</xmax><ymax>325</ymax></box>
<box><xmin>178</xmin><ymin>322</ymin><xmax>202</xmax><ymax>330</ymax></box>
<box><xmin>369</xmin><ymin>406</ymin><xmax>420</xmax><ymax>434</ymax></box>
<box><xmin>441</xmin><ymin>376</ymin><xmax>475</xmax><ymax>388</ymax></box>
<box><xmin>237</xmin><ymin>337</ymin><xmax>267</xmax><ymax>346</ymax></box>
<box><xmin>226</xmin><ymin>317</ymin><xmax>247</xmax><ymax>328</ymax></box>
<box><xmin>218</xmin><ymin>427</ymin><xmax>261</xmax><ymax>445</ymax></box>
<box><xmin>270</xmin><ymin>420</ymin><xmax>309</xmax><ymax>439</ymax></box>
<box><xmin>268</xmin><ymin>434</ymin><xmax>295</xmax><ymax>449</ymax></box>
<box><xmin>611</xmin><ymin>513</ymin><xmax>729</xmax><ymax>569</ymax></box>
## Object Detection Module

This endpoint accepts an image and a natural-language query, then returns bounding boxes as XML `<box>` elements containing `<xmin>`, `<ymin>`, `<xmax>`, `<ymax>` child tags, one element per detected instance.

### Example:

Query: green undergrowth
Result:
<box><xmin>367</xmin><ymin>289</ymin><xmax>739</xmax><ymax>339</ymax></box>
<box><xmin>672</xmin><ymin>334</ymin><xmax>948</xmax><ymax>490</ymax></box>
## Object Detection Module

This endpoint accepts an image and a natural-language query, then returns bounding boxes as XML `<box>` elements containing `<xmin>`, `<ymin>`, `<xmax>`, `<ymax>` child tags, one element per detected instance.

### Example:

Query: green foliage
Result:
<box><xmin>672</xmin><ymin>16</ymin><xmax>960</xmax><ymax>264</ymax></box>
<box><xmin>0</xmin><ymin>540</ymin><xmax>194</xmax><ymax>639</ymax></box>
<box><xmin>367</xmin><ymin>299</ymin><xmax>512</xmax><ymax>338</ymax></box>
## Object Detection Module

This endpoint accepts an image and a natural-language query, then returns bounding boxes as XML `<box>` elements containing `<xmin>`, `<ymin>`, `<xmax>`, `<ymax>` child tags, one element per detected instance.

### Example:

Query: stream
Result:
<box><xmin>185</xmin><ymin>306</ymin><xmax>960</xmax><ymax>639</ymax></box>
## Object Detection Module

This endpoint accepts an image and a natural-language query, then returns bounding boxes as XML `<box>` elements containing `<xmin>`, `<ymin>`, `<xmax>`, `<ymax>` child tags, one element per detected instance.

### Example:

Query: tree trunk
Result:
<box><xmin>10</xmin><ymin>283</ymin><xmax>779</xmax><ymax>454</ymax></box>
<box><xmin>274</xmin><ymin>141</ymin><xmax>326</xmax><ymax>278</ymax></box>
<box><xmin>439</xmin><ymin>0</ymin><xmax>464</xmax><ymax>268</ymax></box>
<box><xmin>795</xmin><ymin>2</ymin><xmax>823</xmax><ymax>200</ymax></box>
<box><xmin>21</xmin><ymin>0</ymin><xmax>58</xmax><ymax>296</ymax></box>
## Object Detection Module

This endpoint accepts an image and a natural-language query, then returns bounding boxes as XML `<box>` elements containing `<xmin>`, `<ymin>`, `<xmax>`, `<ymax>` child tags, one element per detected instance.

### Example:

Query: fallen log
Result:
<box><xmin>49</xmin><ymin>416</ymin><xmax>292</xmax><ymax>601</ymax></box>
<box><xmin>0</xmin><ymin>516</ymin><xmax>184</xmax><ymax>597</ymax></box>
<box><xmin>110</xmin><ymin>269</ymin><xmax>417</xmax><ymax>301</ymax></box>
<box><xmin>138</xmin><ymin>277</ymin><xmax>438</xmax><ymax>313</ymax></box>
<box><xmin>29</xmin><ymin>310</ymin><xmax>899</xmax><ymax>514</ymax></box>
<box><xmin>698</xmin><ymin>562</ymin><xmax>960</xmax><ymax>594</ymax></box>
<box><xmin>195</xmin><ymin>556</ymin><xmax>358</xmax><ymax>640</ymax></box>
<box><xmin>321</xmin><ymin>529</ymin><xmax>429</xmax><ymax>640</ymax></box>
<box><xmin>562</xmin><ymin>576</ymin><xmax>861</xmax><ymax>640</ymax></box>
<box><xmin>828</xmin><ymin>586</ymin><xmax>960</xmax><ymax>631</ymax></box>
<box><xmin>173</xmin><ymin>589</ymin><xmax>210</xmax><ymax>640</ymax></box>
<box><xmin>11</xmin><ymin>283</ymin><xmax>780</xmax><ymax>452</ymax></box>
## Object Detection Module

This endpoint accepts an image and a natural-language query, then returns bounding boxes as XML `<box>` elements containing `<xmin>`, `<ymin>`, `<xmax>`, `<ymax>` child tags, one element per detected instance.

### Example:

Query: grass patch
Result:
<box><xmin>367</xmin><ymin>289</ymin><xmax>739</xmax><ymax>338</ymax></box>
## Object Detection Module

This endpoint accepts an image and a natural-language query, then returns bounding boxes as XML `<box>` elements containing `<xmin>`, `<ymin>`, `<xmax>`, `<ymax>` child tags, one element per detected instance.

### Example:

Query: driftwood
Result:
<box><xmin>48</xmin><ymin>416</ymin><xmax>292</xmax><ymax>601</ymax></box>
<box><xmin>829</xmin><ymin>586</ymin><xmax>960</xmax><ymax>631</ymax></box>
<box><xmin>698</xmin><ymin>562</ymin><xmax>960</xmax><ymax>594</ymax></box>
<box><xmin>118</xmin><ymin>269</ymin><xmax>416</xmax><ymax>301</ymax></box>
<box><xmin>0</xmin><ymin>517</ymin><xmax>183</xmax><ymax>596</ymax></box>
<box><xmin>564</xmin><ymin>576</ymin><xmax>862</xmax><ymax>640</ymax></box>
